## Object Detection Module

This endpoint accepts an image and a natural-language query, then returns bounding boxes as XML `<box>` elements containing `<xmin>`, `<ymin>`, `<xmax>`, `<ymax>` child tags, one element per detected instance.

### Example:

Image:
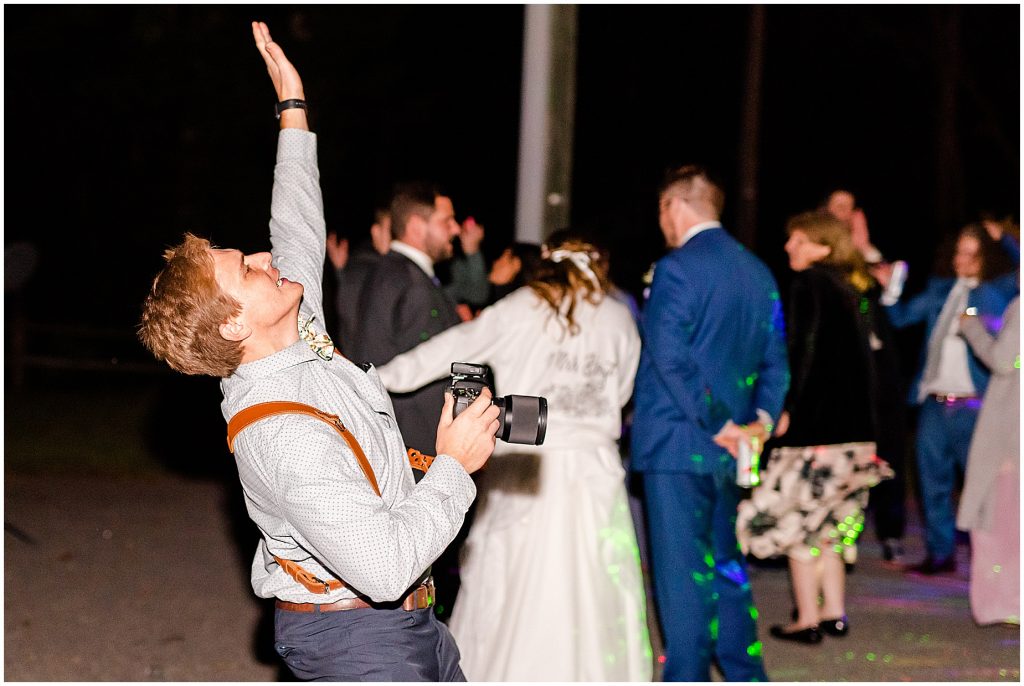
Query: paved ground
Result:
<box><xmin>4</xmin><ymin>470</ymin><xmax>1018</xmax><ymax>682</ymax></box>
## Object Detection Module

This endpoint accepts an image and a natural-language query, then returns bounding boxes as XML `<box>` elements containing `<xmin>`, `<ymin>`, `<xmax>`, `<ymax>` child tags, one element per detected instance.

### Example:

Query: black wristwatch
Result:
<box><xmin>275</xmin><ymin>99</ymin><xmax>307</xmax><ymax>119</ymax></box>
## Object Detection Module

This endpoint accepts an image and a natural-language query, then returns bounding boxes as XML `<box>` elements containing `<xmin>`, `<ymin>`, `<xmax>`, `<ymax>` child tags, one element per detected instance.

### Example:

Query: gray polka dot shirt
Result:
<box><xmin>220</xmin><ymin>129</ymin><xmax>476</xmax><ymax>604</ymax></box>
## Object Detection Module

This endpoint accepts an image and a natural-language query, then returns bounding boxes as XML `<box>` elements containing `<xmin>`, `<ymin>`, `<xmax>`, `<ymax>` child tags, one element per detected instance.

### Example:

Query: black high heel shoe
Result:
<box><xmin>820</xmin><ymin>616</ymin><xmax>849</xmax><ymax>636</ymax></box>
<box><xmin>769</xmin><ymin>624</ymin><xmax>824</xmax><ymax>644</ymax></box>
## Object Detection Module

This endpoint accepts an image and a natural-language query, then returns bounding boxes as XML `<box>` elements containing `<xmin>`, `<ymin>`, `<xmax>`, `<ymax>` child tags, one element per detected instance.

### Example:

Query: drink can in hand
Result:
<box><xmin>736</xmin><ymin>435</ymin><xmax>761</xmax><ymax>488</ymax></box>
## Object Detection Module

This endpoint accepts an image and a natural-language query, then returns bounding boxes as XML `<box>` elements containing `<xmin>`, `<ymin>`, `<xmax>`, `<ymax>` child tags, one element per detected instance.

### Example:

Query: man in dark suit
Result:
<box><xmin>350</xmin><ymin>183</ymin><xmax>463</xmax><ymax>455</ymax></box>
<box><xmin>882</xmin><ymin>221</ymin><xmax>1018</xmax><ymax>575</ymax></box>
<box><xmin>631</xmin><ymin>166</ymin><xmax>789</xmax><ymax>681</ymax></box>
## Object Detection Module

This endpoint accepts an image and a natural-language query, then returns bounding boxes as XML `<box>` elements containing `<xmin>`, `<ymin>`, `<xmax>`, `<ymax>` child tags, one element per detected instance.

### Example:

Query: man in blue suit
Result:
<box><xmin>882</xmin><ymin>221</ymin><xmax>1018</xmax><ymax>575</ymax></box>
<box><xmin>632</xmin><ymin>166</ymin><xmax>789</xmax><ymax>681</ymax></box>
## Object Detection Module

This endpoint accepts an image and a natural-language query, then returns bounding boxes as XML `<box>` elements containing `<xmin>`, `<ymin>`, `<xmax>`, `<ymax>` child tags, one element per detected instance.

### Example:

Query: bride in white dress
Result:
<box><xmin>377</xmin><ymin>235</ymin><xmax>652</xmax><ymax>681</ymax></box>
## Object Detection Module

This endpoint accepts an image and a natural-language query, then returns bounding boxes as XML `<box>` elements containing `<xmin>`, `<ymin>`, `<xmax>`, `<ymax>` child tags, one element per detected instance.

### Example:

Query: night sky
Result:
<box><xmin>4</xmin><ymin>5</ymin><xmax>1019</xmax><ymax>343</ymax></box>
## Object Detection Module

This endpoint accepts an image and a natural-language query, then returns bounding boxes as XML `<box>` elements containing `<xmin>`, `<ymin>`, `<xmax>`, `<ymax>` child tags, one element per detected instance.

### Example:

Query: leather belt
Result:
<box><xmin>932</xmin><ymin>393</ymin><xmax>979</xmax><ymax>404</ymax></box>
<box><xmin>275</xmin><ymin>577</ymin><xmax>434</xmax><ymax>613</ymax></box>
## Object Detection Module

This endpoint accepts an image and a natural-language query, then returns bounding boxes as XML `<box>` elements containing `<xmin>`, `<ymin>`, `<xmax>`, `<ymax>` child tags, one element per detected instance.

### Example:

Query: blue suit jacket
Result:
<box><xmin>631</xmin><ymin>227</ymin><xmax>789</xmax><ymax>476</ymax></box>
<box><xmin>885</xmin><ymin>270</ymin><xmax>1018</xmax><ymax>405</ymax></box>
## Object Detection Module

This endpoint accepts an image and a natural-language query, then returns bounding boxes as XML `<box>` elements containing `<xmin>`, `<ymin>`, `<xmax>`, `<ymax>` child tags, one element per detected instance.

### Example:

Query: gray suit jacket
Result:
<box><xmin>350</xmin><ymin>250</ymin><xmax>462</xmax><ymax>453</ymax></box>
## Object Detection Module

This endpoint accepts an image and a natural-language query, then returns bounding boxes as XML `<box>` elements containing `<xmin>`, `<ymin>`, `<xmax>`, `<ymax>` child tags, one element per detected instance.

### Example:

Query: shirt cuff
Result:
<box><xmin>419</xmin><ymin>453</ymin><xmax>477</xmax><ymax>502</ymax></box>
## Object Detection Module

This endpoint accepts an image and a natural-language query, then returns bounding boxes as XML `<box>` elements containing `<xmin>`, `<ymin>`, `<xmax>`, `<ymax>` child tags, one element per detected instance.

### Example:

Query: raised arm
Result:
<box><xmin>253</xmin><ymin>21</ymin><xmax>307</xmax><ymax>133</ymax></box>
<box><xmin>252</xmin><ymin>22</ymin><xmax>327</xmax><ymax>324</ymax></box>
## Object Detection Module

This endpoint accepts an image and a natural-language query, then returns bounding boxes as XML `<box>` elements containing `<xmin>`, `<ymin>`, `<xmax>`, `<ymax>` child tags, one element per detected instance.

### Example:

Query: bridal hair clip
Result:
<box><xmin>548</xmin><ymin>249</ymin><xmax>602</xmax><ymax>292</ymax></box>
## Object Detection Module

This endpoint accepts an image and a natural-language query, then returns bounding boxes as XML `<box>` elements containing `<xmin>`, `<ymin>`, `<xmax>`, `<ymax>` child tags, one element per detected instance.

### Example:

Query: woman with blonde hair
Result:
<box><xmin>738</xmin><ymin>211</ymin><xmax>893</xmax><ymax>644</ymax></box>
<box><xmin>376</xmin><ymin>231</ymin><xmax>652</xmax><ymax>680</ymax></box>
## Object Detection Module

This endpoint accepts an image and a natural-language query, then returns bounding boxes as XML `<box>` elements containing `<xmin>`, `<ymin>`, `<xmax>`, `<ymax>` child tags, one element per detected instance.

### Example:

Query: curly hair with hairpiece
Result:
<box><xmin>528</xmin><ymin>234</ymin><xmax>611</xmax><ymax>336</ymax></box>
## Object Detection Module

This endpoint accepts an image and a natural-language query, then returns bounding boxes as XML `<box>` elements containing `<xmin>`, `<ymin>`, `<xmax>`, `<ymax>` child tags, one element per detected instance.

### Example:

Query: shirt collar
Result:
<box><xmin>390</xmin><ymin>240</ymin><xmax>434</xmax><ymax>278</ymax></box>
<box><xmin>679</xmin><ymin>221</ymin><xmax>722</xmax><ymax>247</ymax></box>
<box><xmin>956</xmin><ymin>276</ymin><xmax>980</xmax><ymax>290</ymax></box>
<box><xmin>223</xmin><ymin>339</ymin><xmax>319</xmax><ymax>385</ymax></box>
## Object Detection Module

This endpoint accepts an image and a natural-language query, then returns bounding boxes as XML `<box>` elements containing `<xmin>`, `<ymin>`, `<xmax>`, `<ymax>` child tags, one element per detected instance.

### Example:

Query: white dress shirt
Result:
<box><xmin>221</xmin><ymin>130</ymin><xmax>475</xmax><ymax>604</ymax></box>
<box><xmin>390</xmin><ymin>240</ymin><xmax>435</xmax><ymax>279</ymax></box>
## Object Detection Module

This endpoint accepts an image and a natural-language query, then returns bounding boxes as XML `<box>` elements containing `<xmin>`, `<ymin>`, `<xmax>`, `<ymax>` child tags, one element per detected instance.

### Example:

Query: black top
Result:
<box><xmin>777</xmin><ymin>264</ymin><xmax>879</xmax><ymax>447</ymax></box>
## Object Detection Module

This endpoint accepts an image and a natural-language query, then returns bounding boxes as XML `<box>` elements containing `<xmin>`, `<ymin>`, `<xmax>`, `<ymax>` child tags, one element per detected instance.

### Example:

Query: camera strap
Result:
<box><xmin>226</xmin><ymin>400</ymin><xmax>435</xmax><ymax>594</ymax></box>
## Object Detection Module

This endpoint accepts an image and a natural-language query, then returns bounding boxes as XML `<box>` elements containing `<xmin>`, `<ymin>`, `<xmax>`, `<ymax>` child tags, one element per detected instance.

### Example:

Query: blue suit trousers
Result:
<box><xmin>915</xmin><ymin>398</ymin><xmax>979</xmax><ymax>560</ymax></box>
<box><xmin>644</xmin><ymin>471</ymin><xmax>768</xmax><ymax>682</ymax></box>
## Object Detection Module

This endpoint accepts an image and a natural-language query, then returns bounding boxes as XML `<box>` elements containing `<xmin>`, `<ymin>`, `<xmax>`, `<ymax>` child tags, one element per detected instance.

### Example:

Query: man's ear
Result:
<box><xmin>405</xmin><ymin>214</ymin><xmax>427</xmax><ymax>243</ymax></box>
<box><xmin>219</xmin><ymin>318</ymin><xmax>252</xmax><ymax>343</ymax></box>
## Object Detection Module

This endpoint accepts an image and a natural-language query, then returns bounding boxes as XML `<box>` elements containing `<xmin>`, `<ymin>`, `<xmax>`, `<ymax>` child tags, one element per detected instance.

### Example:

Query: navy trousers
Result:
<box><xmin>644</xmin><ymin>471</ymin><xmax>768</xmax><ymax>682</ymax></box>
<box><xmin>915</xmin><ymin>398</ymin><xmax>980</xmax><ymax>561</ymax></box>
<box><xmin>274</xmin><ymin>605</ymin><xmax>465</xmax><ymax>681</ymax></box>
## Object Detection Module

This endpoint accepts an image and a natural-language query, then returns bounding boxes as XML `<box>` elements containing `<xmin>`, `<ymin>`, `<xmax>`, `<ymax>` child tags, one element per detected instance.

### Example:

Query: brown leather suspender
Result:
<box><xmin>226</xmin><ymin>401</ymin><xmax>435</xmax><ymax>593</ymax></box>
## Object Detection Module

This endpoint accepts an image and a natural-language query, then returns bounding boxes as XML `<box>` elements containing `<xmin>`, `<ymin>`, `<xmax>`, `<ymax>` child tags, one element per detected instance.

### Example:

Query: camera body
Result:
<box><xmin>449</xmin><ymin>362</ymin><xmax>548</xmax><ymax>445</ymax></box>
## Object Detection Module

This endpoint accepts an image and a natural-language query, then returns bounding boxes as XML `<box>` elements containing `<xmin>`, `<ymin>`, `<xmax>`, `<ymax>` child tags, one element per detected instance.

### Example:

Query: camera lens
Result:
<box><xmin>500</xmin><ymin>395</ymin><xmax>548</xmax><ymax>445</ymax></box>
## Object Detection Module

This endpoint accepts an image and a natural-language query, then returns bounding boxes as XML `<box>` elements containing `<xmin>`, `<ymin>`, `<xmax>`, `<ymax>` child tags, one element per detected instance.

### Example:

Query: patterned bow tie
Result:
<box><xmin>298</xmin><ymin>314</ymin><xmax>334</xmax><ymax>361</ymax></box>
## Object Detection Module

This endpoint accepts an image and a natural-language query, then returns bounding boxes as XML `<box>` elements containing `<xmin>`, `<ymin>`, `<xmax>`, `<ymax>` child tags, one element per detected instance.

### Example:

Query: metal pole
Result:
<box><xmin>515</xmin><ymin>5</ymin><xmax>577</xmax><ymax>244</ymax></box>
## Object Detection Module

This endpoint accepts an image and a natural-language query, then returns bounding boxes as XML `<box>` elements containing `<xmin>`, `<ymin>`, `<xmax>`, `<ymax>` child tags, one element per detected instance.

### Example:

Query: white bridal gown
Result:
<box><xmin>377</xmin><ymin>287</ymin><xmax>652</xmax><ymax>681</ymax></box>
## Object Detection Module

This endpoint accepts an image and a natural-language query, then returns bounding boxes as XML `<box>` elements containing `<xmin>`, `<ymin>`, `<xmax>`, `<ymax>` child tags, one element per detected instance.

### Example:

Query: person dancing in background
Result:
<box><xmin>880</xmin><ymin>221</ymin><xmax>1018</xmax><ymax>574</ymax></box>
<box><xmin>738</xmin><ymin>212</ymin><xmax>894</xmax><ymax>644</ymax></box>
<box><xmin>375</xmin><ymin>233</ymin><xmax>652</xmax><ymax>681</ymax></box>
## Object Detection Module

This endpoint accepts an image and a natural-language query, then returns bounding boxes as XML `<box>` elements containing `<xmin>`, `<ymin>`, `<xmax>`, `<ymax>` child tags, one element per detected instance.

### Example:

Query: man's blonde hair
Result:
<box><xmin>138</xmin><ymin>233</ymin><xmax>244</xmax><ymax>377</ymax></box>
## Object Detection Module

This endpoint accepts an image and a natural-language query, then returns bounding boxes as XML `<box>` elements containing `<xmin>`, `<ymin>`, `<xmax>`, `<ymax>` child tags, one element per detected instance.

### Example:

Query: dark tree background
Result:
<box><xmin>4</xmin><ymin>5</ymin><xmax>1018</xmax><ymax>341</ymax></box>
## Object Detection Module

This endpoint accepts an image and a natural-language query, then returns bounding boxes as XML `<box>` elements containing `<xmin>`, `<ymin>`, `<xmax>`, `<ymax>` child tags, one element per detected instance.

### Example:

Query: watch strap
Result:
<box><xmin>275</xmin><ymin>98</ymin><xmax>307</xmax><ymax>119</ymax></box>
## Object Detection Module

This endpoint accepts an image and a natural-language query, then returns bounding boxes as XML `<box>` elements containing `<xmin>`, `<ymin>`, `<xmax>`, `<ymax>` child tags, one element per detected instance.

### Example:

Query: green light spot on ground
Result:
<box><xmin>810</xmin><ymin>547</ymin><xmax>820</xmax><ymax>556</ymax></box>
<box><xmin>994</xmin><ymin>565</ymin><xmax>1002</xmax><ymax>573</ymax></box>
<box><xmin>746</xmin><ymin>641</ymin><xmax>762</xmax><ymax>657</ymax></box>
<box><xmin>883</xmin><ymin>655</ymin><xmax>893</xmax><ymax>664</ymax></box>
<box><xmin>866</xmin><ymin>653</ymin><xmax>876</xmax><ymax>661</ymax></box>
<box><xmin>749</xmin><ymin>606</ymin><xmax>759</xmax><ymax>620</ymax></box>
<box><xmin>845</xmin><ymin>651</ymin><xmax>855</xmax><ymax>661</ymax></box>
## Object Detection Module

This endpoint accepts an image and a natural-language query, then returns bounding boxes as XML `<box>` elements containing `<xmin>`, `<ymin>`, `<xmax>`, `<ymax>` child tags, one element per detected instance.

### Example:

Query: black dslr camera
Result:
<box><xmin>449</xmin><ymin>362</ymin><xmax>548</xmax><ymax>445</ymax></box>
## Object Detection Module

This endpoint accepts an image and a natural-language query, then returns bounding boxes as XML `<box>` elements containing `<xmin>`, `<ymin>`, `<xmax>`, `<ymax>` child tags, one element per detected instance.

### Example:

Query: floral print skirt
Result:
<box><xmin>737</xmin><ymin>442</ymin><xmax>893</xmax><ymax>563</ymax></box>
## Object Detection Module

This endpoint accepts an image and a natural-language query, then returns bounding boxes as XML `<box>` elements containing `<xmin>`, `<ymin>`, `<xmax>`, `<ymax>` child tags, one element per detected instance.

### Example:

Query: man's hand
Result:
<box><xmin>458</xmin><ymin>217</ymin><xmax>485</xmax><ymax>255</ymax></box>
<box><xmin>488</xmin><ymin>248</ymin><xmax>520</xmax><ymax>286</ymax></box>
<box><xmin>713</xmin><ymin>420</ymin><xmax>769</xmax><ymax>458</ymax></box>
<box><xmin>773</xmin><ymin>411</ymin><xmax>790</xmax><ymax>438</ymax></box>
<box><xmin>712</xmin><ymin>420</ymin><xmax>745</xmax><ymax>458</ymax></box>
<box><xmin>326</xmin><ymin>233</ymin><xmax>350</xmax><ymax>271</ymax></box>
<box><xmin>870</xmin><ymin>261</ymin><xmax>893</xmax><ymax>288</ymax></box>
<box><xmin>455</xmin><ymin>303</ymin><xmax>475</xmax><ymax>322</ymax></box>
<box><xmin>982</xmin><ymin>219</ymin><xmax>1004</xmax><ymax>242</ymax></box>
<box><xmin>436</xmin><ymin>389</ymin><xmax>500</xmax><ymax>474</ymax></box>
<box><xmin>252</xmin><ymin>21</ymin><xmax>308</xmax><ymax>130</ymax></box>
<box><xmin>849</xmin><ymin>209</ymin><xmax>870</xmax><ymax>252</ymax></box>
